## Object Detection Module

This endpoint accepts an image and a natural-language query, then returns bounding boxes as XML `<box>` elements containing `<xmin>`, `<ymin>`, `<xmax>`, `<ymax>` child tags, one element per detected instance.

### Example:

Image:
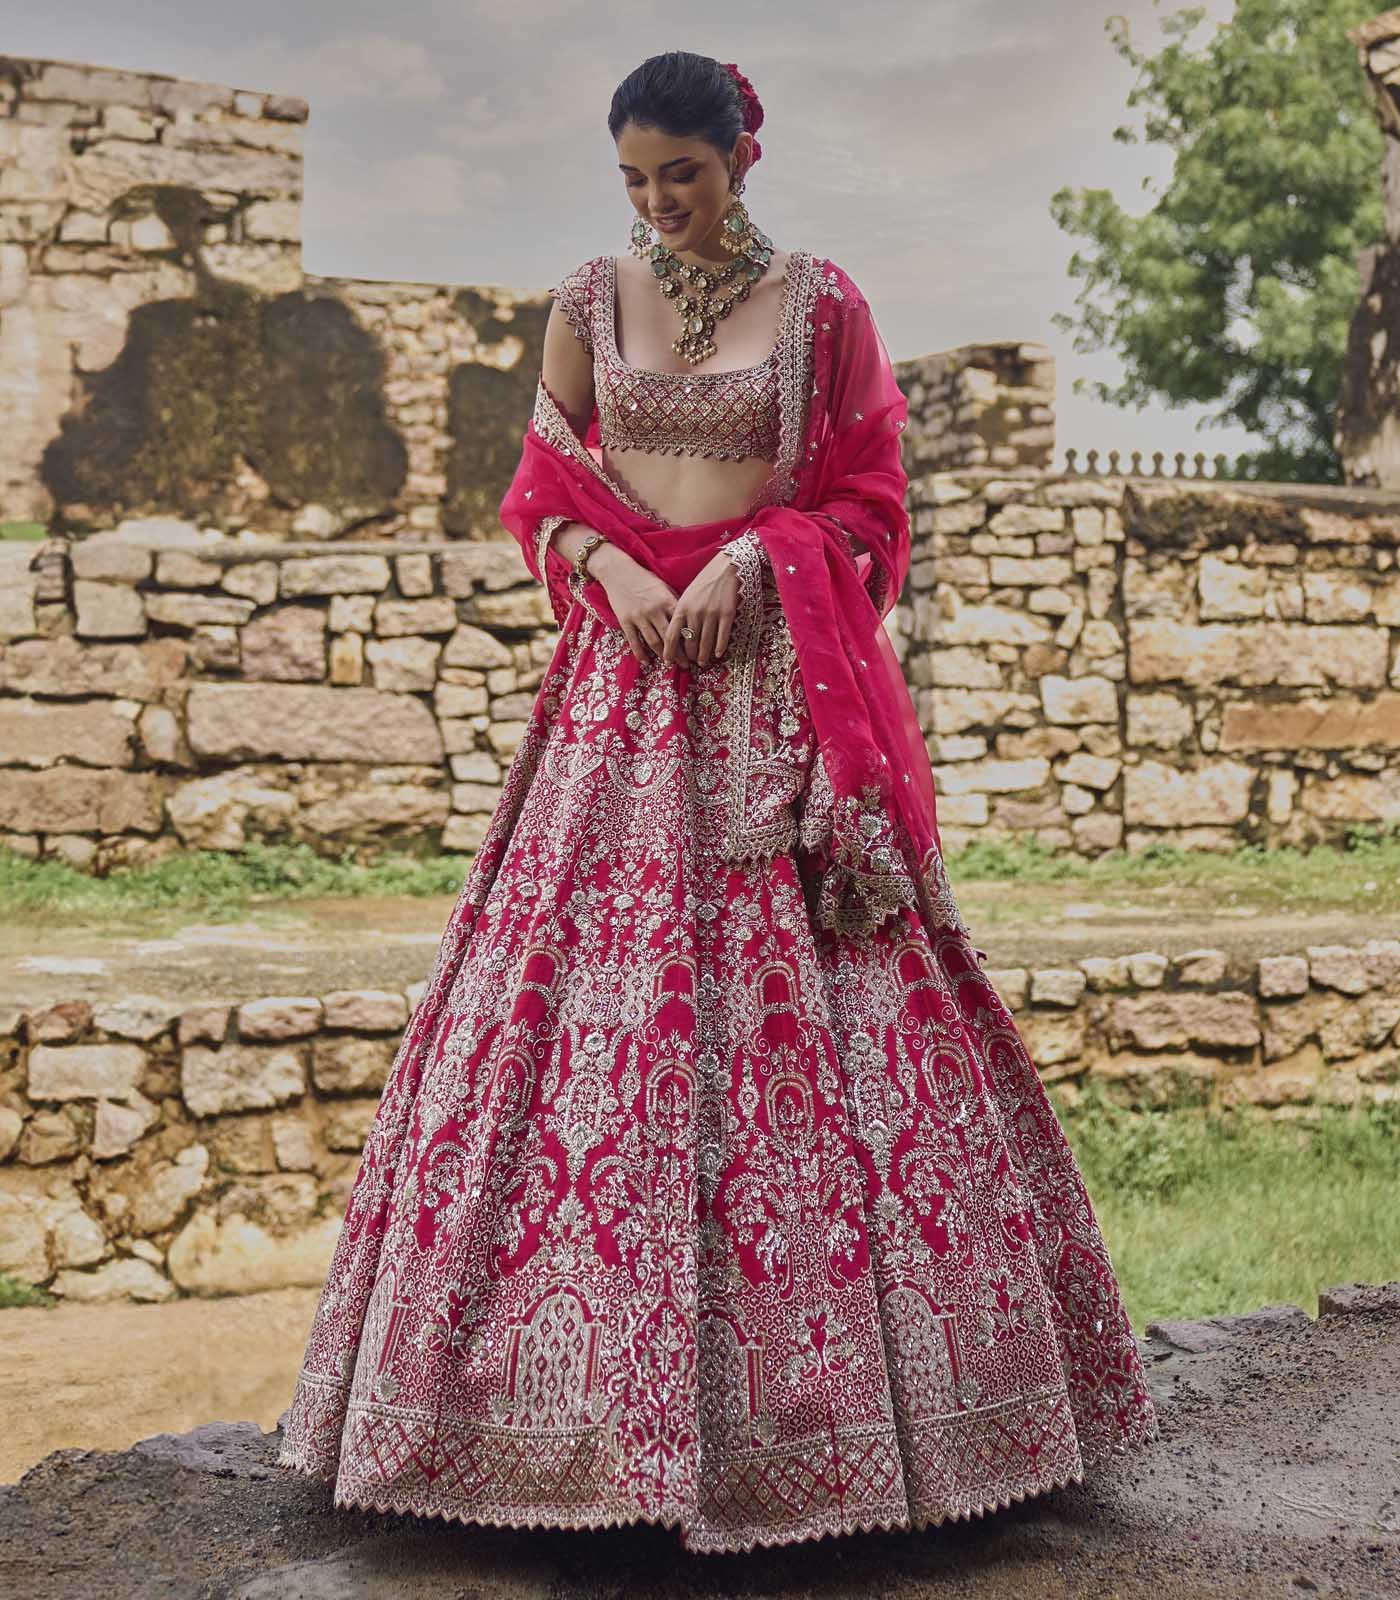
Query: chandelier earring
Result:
<box><xmin>719</xmin><ymin>176</ymin><xmax>763</xmax><ymax>259</ymax></box>
<box><xmin>629</xmin><ymin>215</ymin><xmax>656</xmax><ymax>259</ymax></box>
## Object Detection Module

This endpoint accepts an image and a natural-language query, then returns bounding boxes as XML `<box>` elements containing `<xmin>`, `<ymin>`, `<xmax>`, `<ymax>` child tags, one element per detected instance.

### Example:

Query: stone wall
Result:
<box><xmin>0</xmin><ymin>51</ymin><xmax>1035</xmax><ymax>538</ymax></box>
<box><xmin>895</xmin><ymin>471</ymin><xmax>1400</xmax><ymax>853</ymax></box>
<box><xmin>2</xmin><ymin>935</ymin><xmax>1395</xmax><ymax>1302</ymax></box>
<box><xmin>0</xmin><ymin>532</ymin><xmax>550</xmax><ymax>869</ymax></box>
<box><xmin>896</xmin><ymin>341</ymin><xmax>1055</xmax><ymax>476</ymax></box>
<box><xmin>4</xmin><ymin>469</ymin><xmax>1400</xmax><ymax>868</ymax></box>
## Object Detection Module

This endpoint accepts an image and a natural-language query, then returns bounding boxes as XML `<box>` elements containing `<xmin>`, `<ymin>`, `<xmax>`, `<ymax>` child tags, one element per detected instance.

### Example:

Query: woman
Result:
<box><xmin>276</xmin><ymin>51</ymin><xmax>1159</xmax><ymax>1553</ymax></box>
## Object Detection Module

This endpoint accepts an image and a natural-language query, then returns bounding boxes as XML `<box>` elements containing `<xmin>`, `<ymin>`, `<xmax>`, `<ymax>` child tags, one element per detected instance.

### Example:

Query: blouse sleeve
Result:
<box><xmin>547</xmin><ymin>261</ymin><xmax>595</xmax><ymax>358</ymax></box>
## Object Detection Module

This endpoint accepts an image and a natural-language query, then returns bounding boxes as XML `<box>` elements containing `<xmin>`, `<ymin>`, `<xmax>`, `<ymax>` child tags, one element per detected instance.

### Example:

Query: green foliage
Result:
<box><xmin>1054</xmin><ymin>1080</ymin><xmax>1400</xmax><ymax>1324</ymax></box>
<box><xmin>1050</xmin><ymin>0</ymin><xmax>1388</xmax><ymax>482</ymax></box>
<box><xmin>0</xmin><ymin>523</ymin><xmax>48</xmax><ymax>541</ymax></box>
<box><xmin>0</xmin><ymin>1272</ymin><xmax>55</xmax><ymax>1309</ymax></box>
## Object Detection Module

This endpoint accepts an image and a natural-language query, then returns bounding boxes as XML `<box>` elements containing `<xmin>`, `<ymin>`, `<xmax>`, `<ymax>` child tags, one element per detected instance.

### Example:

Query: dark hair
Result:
<box><xmin>607</xmin><ymin>51</ymin><xmax>749</xmax><ymax>162</ymax></box>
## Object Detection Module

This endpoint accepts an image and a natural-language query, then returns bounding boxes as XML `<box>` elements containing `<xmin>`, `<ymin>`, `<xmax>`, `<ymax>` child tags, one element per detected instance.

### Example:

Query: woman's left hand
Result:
<box><xmin>662</xmin><ymin>553</ymin><xmax>739</xmax><ymax>667</ymax></box>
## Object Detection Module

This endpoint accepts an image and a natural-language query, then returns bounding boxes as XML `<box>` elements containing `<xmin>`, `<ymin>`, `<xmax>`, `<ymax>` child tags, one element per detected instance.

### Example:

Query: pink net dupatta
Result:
<box><xmin>501</xmin><ymin>267</ymin><xmax>966</xmax><ymax>941</ymax></box>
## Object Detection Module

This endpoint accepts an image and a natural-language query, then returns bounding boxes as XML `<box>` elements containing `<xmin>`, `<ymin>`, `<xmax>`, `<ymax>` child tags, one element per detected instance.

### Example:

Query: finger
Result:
<box><xmin>640</xmin><ymin>615</ymin><xmax>666</xmax><ymax>659</ymax></box>
<box><xmin>620</xmin><ymin>619</ymin><xmax>645</xmax><ymax>663</ymax></box>
<box><xmin>675</xmin><ymin>615</ymin><xmax>699</xmax><ymax>667</ymax></box>
<box><xmin>661</xmin><ymin>610</ymin><xmax>684</xmax><ymax>665</ymax></box>
<box><xmin>714</xmin><ymin>606</ymin><xmax>734</xmax><ymax>660</ymax></box>
<box><xmin>698</xmin><ymin>612</ymin><xmax>720</xmax><ymax>668</ymax></box>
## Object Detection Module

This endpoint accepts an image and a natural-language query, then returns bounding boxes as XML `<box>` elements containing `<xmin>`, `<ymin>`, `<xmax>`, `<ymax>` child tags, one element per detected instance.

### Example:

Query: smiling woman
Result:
<box><xmin>274</xmin><ymin>47</ymin><xmax>1160</xmax><ymax>1554</ymax></box>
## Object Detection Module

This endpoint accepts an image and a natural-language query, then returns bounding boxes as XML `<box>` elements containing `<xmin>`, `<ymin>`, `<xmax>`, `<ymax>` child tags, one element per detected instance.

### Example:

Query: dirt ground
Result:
<box><xmin>3</xmin><ymin>879</ymin><xmax>1394</xmax><ymax>1013</ymax></box>
<box><xmin>1</xmin><ymin>1287</ymin><xmax>1396</xmax><ymax>1600</ymax></box>
<box><xmin>0</xmin><ymin>1287</ymin><xmax>319</xmax><ymax>1485</ymax></box>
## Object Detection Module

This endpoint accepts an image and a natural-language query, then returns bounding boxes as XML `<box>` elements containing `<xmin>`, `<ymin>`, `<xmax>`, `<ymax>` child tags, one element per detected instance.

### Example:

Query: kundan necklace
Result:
<box><xmin>629</xmin><ymin>199</ymin><xmax>776</xmax><ymax>366</ymax></box>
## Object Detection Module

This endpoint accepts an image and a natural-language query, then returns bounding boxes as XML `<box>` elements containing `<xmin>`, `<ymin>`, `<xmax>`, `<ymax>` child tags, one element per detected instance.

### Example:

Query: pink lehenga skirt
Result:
<box><xmin>275</xmin><ymin>543</ymin><xmax>1159</xmax><ymax>1553</ymax></box>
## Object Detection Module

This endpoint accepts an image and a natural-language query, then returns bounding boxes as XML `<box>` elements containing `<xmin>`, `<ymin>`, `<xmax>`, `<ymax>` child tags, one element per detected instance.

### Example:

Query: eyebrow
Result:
<box><xmin>616</xmin><ymin>156</ymin><xmax>700</xmax><ymax>172</ymax></box>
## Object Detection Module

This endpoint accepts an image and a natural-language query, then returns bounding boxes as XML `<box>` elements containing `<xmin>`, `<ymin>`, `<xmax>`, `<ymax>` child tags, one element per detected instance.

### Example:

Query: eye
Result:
<box><xmin>625</xmin><ymin>169</ymin><xmax>699</xmax><ymax>188</ymax></box>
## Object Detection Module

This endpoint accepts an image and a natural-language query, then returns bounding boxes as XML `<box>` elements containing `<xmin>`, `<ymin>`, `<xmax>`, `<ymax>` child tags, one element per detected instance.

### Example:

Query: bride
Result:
<box><xmin>275</xmin><ymin>49</ymin><xmax>1159</xmax><ymax>1553</ymax></box>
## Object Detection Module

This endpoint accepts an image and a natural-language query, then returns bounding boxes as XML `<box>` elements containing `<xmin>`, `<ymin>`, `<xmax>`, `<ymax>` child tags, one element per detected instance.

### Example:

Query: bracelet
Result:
<box><xmin>571</xmin><ymin>530</ymin><xmax>606</xmax><ymax>583</ymax></box>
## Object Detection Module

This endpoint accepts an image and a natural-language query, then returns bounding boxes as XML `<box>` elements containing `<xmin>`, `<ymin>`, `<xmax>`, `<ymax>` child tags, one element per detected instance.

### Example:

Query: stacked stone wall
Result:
<box><xmin>4</xmin><ymin>468</ymin><xmax>1400</xmax><ymax>866</ymax></box>
<box><xmin>896</xmin><ymin>472</ymin><xmax>1400</xmax><ymax>853</ymax></box>
<box><xmin>2</xmin><ymin>936</ymin><xmax>1395</xmax><ymax>1302</ymax></box>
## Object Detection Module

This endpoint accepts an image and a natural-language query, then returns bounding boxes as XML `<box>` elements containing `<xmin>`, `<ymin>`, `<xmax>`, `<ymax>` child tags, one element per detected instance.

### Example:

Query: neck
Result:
<box><xmin>673</xmin><ymin>205</ymin><xmax>740</xmax><ymax>267</ymax></box>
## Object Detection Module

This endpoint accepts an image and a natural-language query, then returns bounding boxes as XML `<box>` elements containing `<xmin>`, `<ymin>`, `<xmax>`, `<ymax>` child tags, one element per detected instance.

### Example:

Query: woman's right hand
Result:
<box><xmin>586</xmin><ymin>542</ymin><xmax>679</xmax><ymax>664</ymax></box>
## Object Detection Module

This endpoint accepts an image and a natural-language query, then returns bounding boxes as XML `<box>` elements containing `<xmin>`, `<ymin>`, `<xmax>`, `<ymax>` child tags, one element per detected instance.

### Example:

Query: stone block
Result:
<box><xmin>0</xmin><ymin>697</ymin><xmax>137</xmax><ymax>768</ymax></box>
<box><xmin>375</xmin><ymin>597</ymin><xmax>458</xmax><ymax>637</ymax></box>
<box><xmin>442</xmin><ymin>623</ymin><xmax>513</xmax><ymax>670</ymax></box>
<box><xmin>167</xmin><ymin>1209</ymin><xmax>340</xmax><ymax>1295</ymax></box>
<box><xmin>321</xmin><ymin>990</ymin><xmax>410</xmax><ymax>1032</ymax></box>
<box><xmin>186</xmin><ymin>683</ymin><xmax>442</xmax><ymax>762</ymax></box>
<box><xmin>366</xmin><ymin>636</ymin><xmax>440</xmax><ymax>691</ymax></box>
<box><xmin>239</xmin><ymin>606</ymin><xmax>327</xmax><ymax>681</ymax></box>
<box><xmin>1040</xmin><ymin>674</ymin><xmax>1118</xmax><ymax>724</ymax></box>
<box><xmin>1219</xmin><ymin>693</ymin><xmax>1400</xmax><ymax>751</ymax></box>
<box><xmin>310</xmin><ymin>1036</ymin><xmax>396</xmax><ymax>1096</ymax></box>
<box><xmin>0</xmin><ymin>635</ymin><xmax>187</xmax><ymax>699</ymax></box>
<box><xmin>236</xmin><ymin>997</ymin><xmax>324</xmax><ymax>1041</ymax></box>
<box><xmin>74</xmin><ymin>580</ymin><xmax>147</xmax><ymax>639</ymax></box>
<box><xmin>181</xmin><ymin>1044</ymin><xmax>306</xmax><ymax>1117</ymax></box>
<box><xmin>279</xmin><ymin>556</ymin><xmax>391</xmax><ymax>597</ymax></box>
<box><xmin>28</xmin><ymin>1043</ymin><xmax>146</xmax><ymax>1101</ymax></box>
<box><xmin>52</xmin><ymin>1258</ymin><xmax>174</xmax><ymax>1302</ymax></box>
<box><xmin>144</xmin><ymin>593</ymin><xmax>255</xmax><ymax>628</ymax></box>
<box><xmin>1122</xmin><ymin>760</ymin><xmax>1254</xmax><ymax>826</ymax></box>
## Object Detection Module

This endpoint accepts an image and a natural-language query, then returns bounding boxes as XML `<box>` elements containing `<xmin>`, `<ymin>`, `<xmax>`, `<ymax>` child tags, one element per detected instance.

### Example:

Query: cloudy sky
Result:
<box><xmin>4</xmin><ymin>0</ymin><xmax>1271</xmax><ymax>466</ymax></box>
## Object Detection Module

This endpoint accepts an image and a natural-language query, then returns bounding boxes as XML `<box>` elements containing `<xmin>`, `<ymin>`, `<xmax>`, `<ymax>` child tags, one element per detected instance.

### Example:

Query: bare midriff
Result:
<box><xmin>598</xmin><ymin>446</ymin><xmax>774</xmax><ymax>529</ymax></box>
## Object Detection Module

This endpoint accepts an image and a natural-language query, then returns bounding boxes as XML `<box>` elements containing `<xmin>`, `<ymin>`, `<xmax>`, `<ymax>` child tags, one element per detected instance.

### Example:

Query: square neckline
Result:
<box><xmin>603</xmin><ymin>250</ymin><xmax>802</xmax><ymax>381</ymax></box>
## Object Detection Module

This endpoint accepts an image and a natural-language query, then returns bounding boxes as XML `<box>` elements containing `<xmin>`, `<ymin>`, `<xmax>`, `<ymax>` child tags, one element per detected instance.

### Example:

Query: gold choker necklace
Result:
<box><xmin>629</xmin><ymin>199</ymin><xmax>775</xmax><ymax>365</ymax></box>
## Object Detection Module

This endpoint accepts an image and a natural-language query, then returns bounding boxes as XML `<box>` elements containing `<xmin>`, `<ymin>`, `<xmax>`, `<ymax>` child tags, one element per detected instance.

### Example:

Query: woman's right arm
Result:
<box><xmin>537</xmin><ymin>294</ymin><xmax>678</xmax><ymax>662</ymax></box>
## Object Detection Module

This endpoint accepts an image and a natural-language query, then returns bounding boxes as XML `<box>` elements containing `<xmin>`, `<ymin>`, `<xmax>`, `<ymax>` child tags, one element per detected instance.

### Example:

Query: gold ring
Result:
<box><xmin>679</xmin><ymin>625</ymin><xmax>695</xmax><ymax>639</ymax></box>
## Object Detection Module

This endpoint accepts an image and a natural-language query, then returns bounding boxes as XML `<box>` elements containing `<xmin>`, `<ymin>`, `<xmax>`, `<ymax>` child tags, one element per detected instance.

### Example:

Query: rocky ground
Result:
<box><xmin>1</xmin><ymin>1282</ymin><xmax>1396</xmax><ymax>1600</ymax></box>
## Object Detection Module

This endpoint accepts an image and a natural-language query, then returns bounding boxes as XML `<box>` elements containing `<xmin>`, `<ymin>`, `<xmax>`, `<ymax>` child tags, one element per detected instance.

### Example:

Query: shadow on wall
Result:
<box><xmin>40</xmin><ymin>184</ymin><xmax>409</xmax><ymax>534</ymax></box>
<box><xmin>444</xmin><ymin>288</ymin><xmax>547</xmax><ymax>538</ymax></box>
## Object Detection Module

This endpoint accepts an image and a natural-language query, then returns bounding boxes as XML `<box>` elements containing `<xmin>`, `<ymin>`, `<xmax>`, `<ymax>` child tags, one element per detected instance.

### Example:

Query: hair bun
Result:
<box><xmin>720</xmin><ymin>61</ymin><xmax>764</xmax><ymax>163</ymax></box>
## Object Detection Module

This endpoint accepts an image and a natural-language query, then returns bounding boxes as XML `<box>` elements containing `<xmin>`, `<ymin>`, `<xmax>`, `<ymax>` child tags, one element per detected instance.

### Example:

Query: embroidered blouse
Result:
<box><xmin>535</xmin><ymin>249</ymin><xmax>862</xmax><ymax>580</ymax></box>
<box><xmin>548</xmin><ymin>254</ymin><xmax>785</xmax><ymax>462</ymax></box>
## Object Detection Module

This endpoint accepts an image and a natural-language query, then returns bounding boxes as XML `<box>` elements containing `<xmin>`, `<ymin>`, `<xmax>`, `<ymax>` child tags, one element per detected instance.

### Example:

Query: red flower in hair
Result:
<box><xmin>721</xmin><ymin>61</ymin><xmax>764</xmax><ymax>164</ymax></box>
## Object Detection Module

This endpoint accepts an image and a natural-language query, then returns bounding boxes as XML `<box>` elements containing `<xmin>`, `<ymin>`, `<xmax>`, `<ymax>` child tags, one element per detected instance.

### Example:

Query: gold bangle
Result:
<box><xmin>572</xmin><ymin>530</ymin><xmax>606</xmax><ymax>582</ymax></box>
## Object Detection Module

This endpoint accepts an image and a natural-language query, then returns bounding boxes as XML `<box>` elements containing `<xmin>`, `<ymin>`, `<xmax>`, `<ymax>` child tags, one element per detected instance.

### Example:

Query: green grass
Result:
<box><xmin>0</xmin><ymin>522</ymin><xmax>48</xmax><ymax>541</ymax></box>
<box><xmin>0</xmin><ymin>1272</ymin><xmax>55</xmax><ymax>1309</ymax></box>
<box><xmin>3</xmin><ymin>824</ymin><xmax>1398</xmax><ymax>926</ymax></box>
<box><xmin>0</xmin><ymin>839</ymin><xmax>475</xmax><ymax>923</ymax></box>
<box><xmin>1053</xmin><ymin>1080</ymin><xmax>1400</xmax><ymax>1329</ymax></box>
<box><xmin>947</xmin><ymin>821</ymin><xmax>1400</xmax><ymax>912</ymax></box>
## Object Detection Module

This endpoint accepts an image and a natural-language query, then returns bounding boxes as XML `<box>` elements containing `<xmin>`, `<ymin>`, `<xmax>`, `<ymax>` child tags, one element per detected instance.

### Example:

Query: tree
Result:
<box><xmin>1050</xmin><ymin>0</ymin><xmax>1387</xmax><ymax>482</ymax></box>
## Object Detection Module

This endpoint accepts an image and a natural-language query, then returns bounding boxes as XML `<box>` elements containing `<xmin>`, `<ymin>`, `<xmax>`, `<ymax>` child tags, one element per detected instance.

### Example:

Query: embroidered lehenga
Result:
<box><xmin>275</xmin><ymin>248</ymin><xmax>1159</xmax><ymax>1552</ymax></box>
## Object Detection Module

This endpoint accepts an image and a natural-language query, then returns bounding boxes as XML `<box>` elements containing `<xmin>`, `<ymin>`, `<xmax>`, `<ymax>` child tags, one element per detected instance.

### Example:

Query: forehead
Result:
<box><xmin>613</xmin><ymin>124</ymin><xmax>713</xmax><ymax>170</ymax></box>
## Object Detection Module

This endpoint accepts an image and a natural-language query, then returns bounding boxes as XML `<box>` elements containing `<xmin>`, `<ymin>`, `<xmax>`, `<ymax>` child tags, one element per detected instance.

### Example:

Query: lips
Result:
<box><xmin>653</xmin><ymin>212</ymin><xmax>689</xmax><ymax>229</ymax></box>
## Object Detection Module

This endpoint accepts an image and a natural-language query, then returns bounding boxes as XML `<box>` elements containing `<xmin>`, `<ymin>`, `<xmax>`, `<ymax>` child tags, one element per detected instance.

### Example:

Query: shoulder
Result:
<box><xmin>809</xmin><ymin>255</ymin><xmax>870</xmax><ymax>315</ymax></box>
<box><xmin>549</xmin><ymin>254</ymin><xmax>605</xmax><ymax>295</ymax></box>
